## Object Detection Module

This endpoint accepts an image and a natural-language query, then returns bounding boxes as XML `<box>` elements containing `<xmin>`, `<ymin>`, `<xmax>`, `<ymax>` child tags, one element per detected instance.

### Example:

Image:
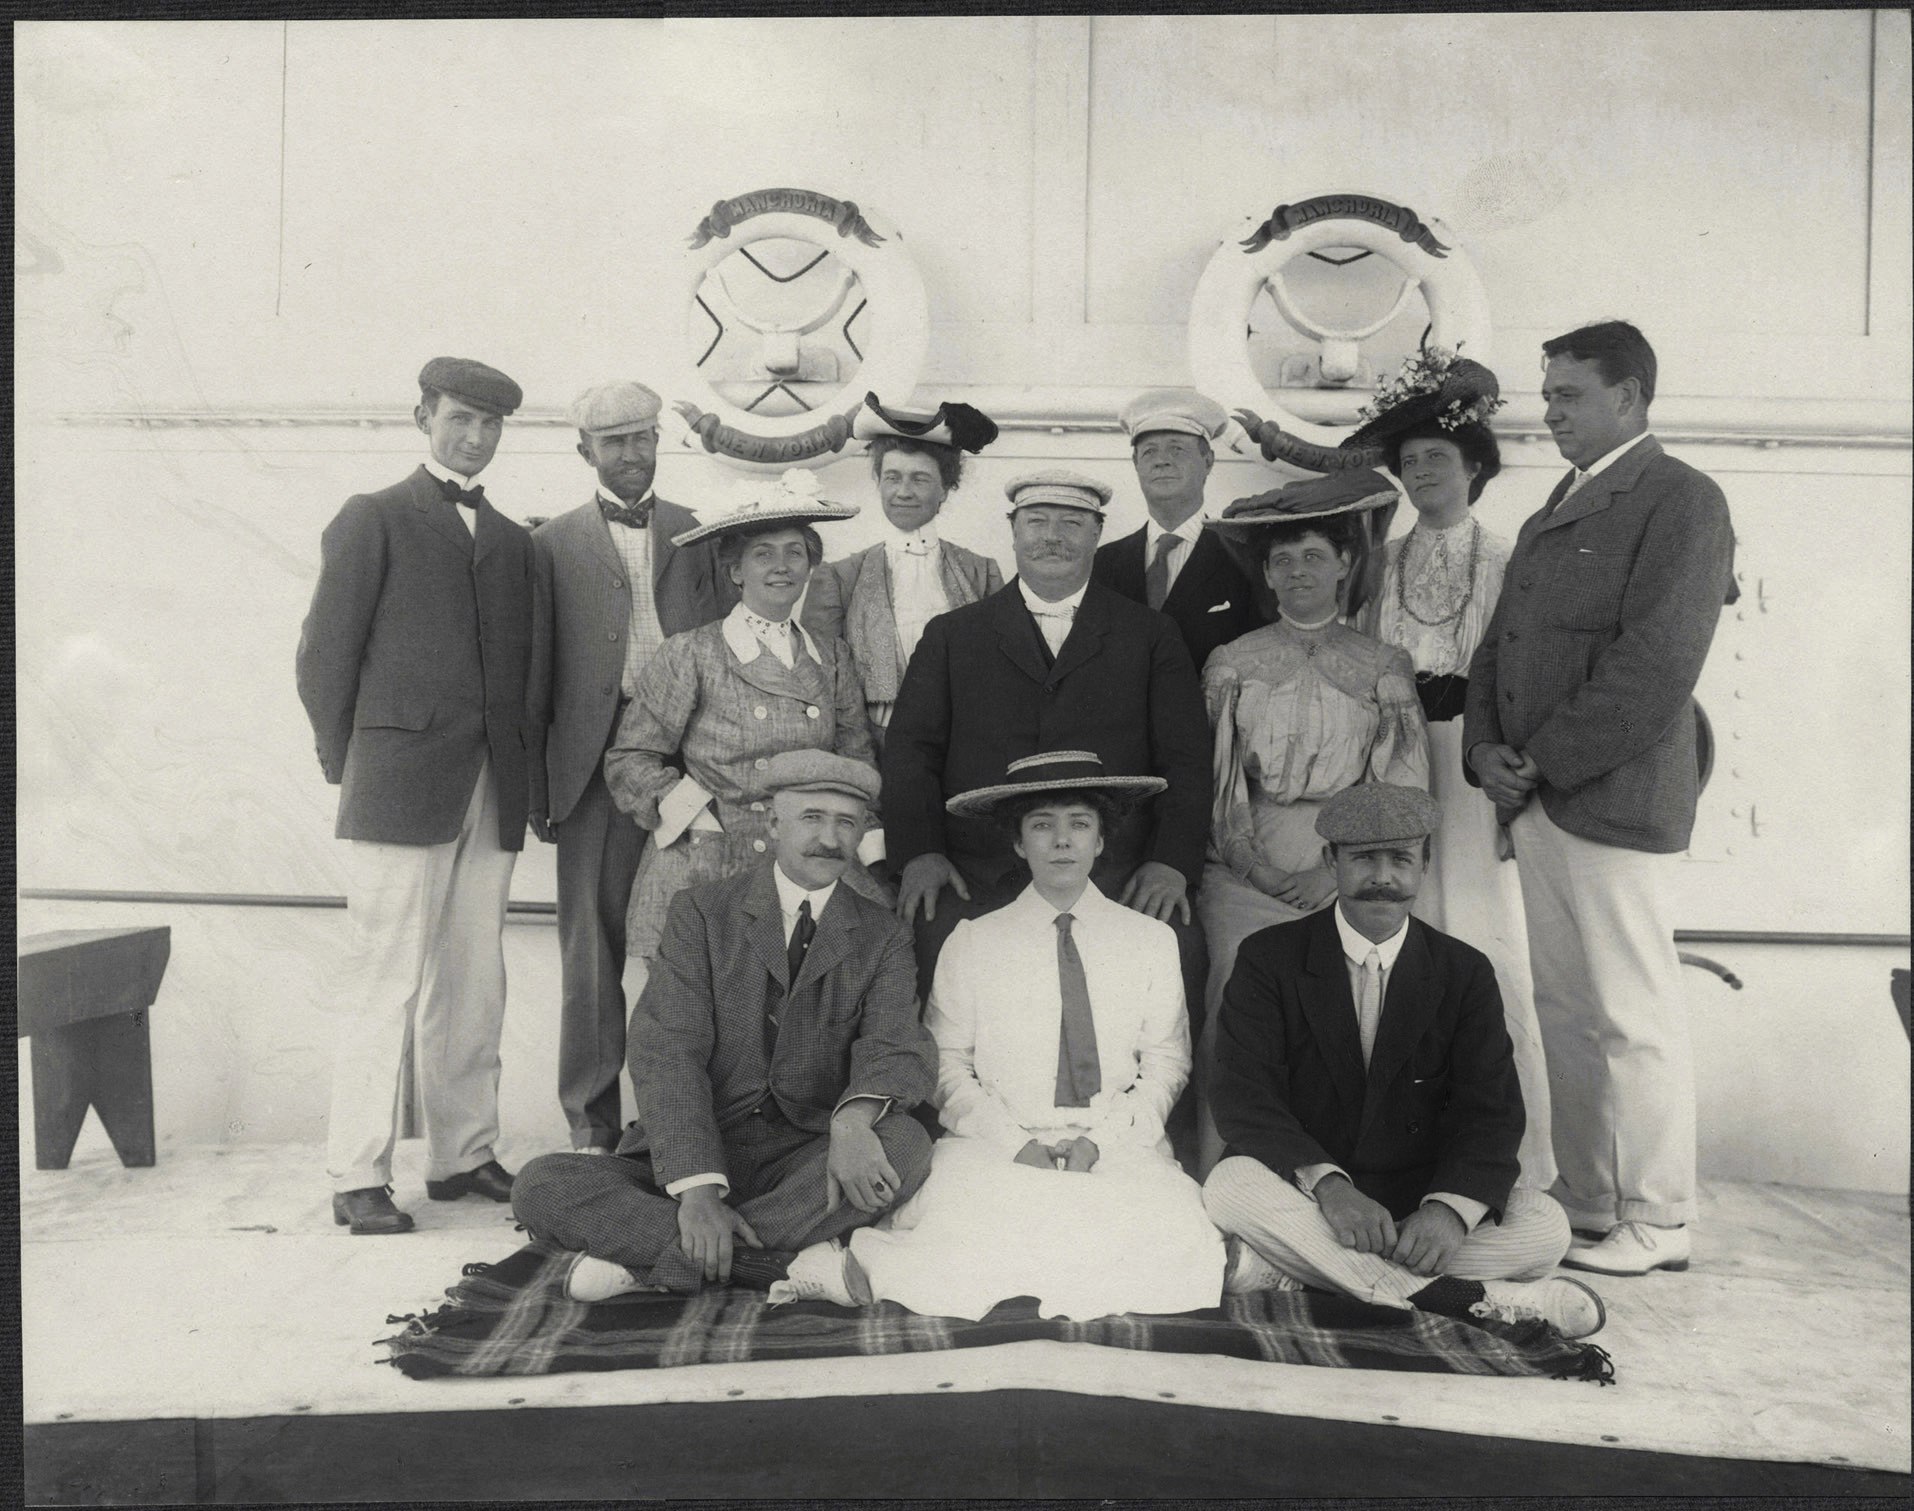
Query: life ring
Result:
<box><xmin>1188</xmin><ymin>192</ymin><xmax>1492</xmax><ymax>450</ymax></box>
<box><xmin>671</xmin><ymin>188</ymin><xmax>928</xmax><ymax>472</ymax></box>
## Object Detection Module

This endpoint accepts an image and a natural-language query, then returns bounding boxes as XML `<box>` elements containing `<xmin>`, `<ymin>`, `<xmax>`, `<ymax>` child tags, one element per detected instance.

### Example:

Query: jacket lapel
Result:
<box><xmin>741</xmin><ymin>864</ymin><xmax>791</xmax><ymax>990</ymax></box>
<box><xmin>992</xmin><ymin>583</ymin><xmax>1052</xmax><ymax>686</ymax></box>
<box><xmin>935</xmin><ymin>541</ymin><xmax>982</xmax><ymax>607</ymax></box>
<box><xmin>408</xmin><ymin>468</ymin><xmax>476</xmax><ymax>556</ymax></box>
<box><xmin>1106</xmin><ymin>529</ymin><xmax>1148</xmax><ymax>600</ymax></box>
<box><xmin>848</xmin><ymin>546</ymin><xmax>904</xmax><ymax>697</ymax></box>
<box><xmin>1299</xmin><ymin>909</ymin><xmax>1368</xmax><ymax>1122</ymax></box>
<box><xmin>1163</xmin><ymin>529</ymin><xmax>1226</xmax><ymax>614</ymax></box>
<box><xmin>1535</xmin><ymin>436</ymin><xmax>1662</xmax><ymax>535</ymax></box>
<box><xmin>1358</xmin><ymin>919</ymin><xmax>1437</xmax><ymax>1143</ymax></box>
<box><xmin>578</xmin><ymin>499</ymin><xmax>623</xmax><ymax>577</ymax></box>
<box><xmin>791</xmin><ymin>883</ymin><xmax>858</xmax><ymax>996</ymax></box>
<box><xmin>472</xmin><ymin>497</ymin><xmax>507</xmax><ymax>564</ymax></box>
<box><xmin>1047</xmin><ymin>583</ymin><xmax>1112</xmax><ymax>686</ymax></box>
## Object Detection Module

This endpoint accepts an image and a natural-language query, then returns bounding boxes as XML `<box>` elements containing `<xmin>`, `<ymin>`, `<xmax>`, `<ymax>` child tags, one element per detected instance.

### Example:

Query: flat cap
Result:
<box><xmin>569</xmin><ymin>381</ymin><xmax>662</xmax><ymax>436</ymax></box>
<box><xmin>418</xmin><ymin>357</ymin><xmax>522</xmax><ymax>416</ymax></box>
<box><xmin>1004</xmin><ymin>468</ymin><xmax>1112</xmax><ymax>516</ymax></box>
<box><xmin>1315</xmin><ymin>783</ymin><xmax>1441</xmax><ymax>846</ymax></box>
<box><xmin>762</xmin><ymin>749</ymin><xmax>880</xmax><ymax>804</ymax></box>
<box><xmin>1121</xmin><ymin>388</ymin><xmax>1229</xmax><ymax>442</ymax></box>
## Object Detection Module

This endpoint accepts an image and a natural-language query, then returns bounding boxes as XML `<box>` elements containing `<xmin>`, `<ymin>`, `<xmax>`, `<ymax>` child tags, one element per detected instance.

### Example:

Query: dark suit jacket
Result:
<box><xmin>296</xmin><ymin>466</ymin><xmax>534</xmax><ymax>849</ymax></box>
<box><xmin>882</xmin><ymin>580</ymin><xmax>1211</xmax><ymax>891</ymax></box>
<box><xmin>1093</xmin><ymin>524</ymin><xmax>1265</xmax><ymax>674</ymax></box>
<box><xmin>527</xmin><ymin>495</ymin><xmax>733</xmax><ymax>824</ymax></box>
<box><xmin>1463</xmin><ymin>437</ymin><xmax>1734</xmax><ymax>853</ymax></box>
<box><xmin>1211</xmin><ymin>907</ymin><xmax>1523</xmax><ymax>1221</ymax></box>
<box><xmin>623</xmin><ymin>862</ymin><xmax>936</xmax><ymax>1186</ymax></box>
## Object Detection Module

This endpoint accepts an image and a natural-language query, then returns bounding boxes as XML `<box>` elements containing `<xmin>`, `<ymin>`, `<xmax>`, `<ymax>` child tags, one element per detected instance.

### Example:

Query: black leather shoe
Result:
<box><xmin>332</xmin><ymin>1185</ymin><xmax>415</xmax><ymax>1235</ymax></box>
<box><xmin>426</xmin><ymin>1160</ymin><xmax>516</xmax><ymax>1203</ymax></box>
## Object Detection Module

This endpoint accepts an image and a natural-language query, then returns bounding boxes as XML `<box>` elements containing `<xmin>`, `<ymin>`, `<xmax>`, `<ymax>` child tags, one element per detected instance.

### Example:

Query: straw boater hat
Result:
<box><xmin>670</xmin><ymin>467</ymin><xmax>859</xmax><ymax>549</ymax></box>
<box><xmin>854</xmin><ymin>391</ymin><xmax>1000</xmax><ymax>454</ymax></box>
<box><xmin>944</xmin><ymin>750</ymin><xmax>1167</xmax><ymax>818</ymax></box>
<box><xmin>1205</xmin><ymin>469</ymin><xmax>1402</xmax><ymax>617</ymax></box>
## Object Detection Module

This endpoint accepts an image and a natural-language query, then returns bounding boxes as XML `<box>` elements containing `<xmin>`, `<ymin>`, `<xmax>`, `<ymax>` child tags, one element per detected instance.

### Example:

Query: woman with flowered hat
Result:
<box><xmin>1195</xmin><ymin>470</ymin><xmax>1431</xmax><ymax>1168</ymax></box>
<box><xmin>793</xmin><ymin>751</ymin><xmax>1223</xmax><ymax>1319</ymax></box>
<box><xmin>605</xmin><ymin>469</ymin><xmax>883</xmax><ymax>961</ymax></box>
<box><xmin>1351</xmin><ymin>350</ymin><xmax>1554</xmax><ymax>1190</ymax></box>
<box><xmin>801</xmin><ymin>391</ymin><xmax>1004</xmax><ymax>756</ymax></box>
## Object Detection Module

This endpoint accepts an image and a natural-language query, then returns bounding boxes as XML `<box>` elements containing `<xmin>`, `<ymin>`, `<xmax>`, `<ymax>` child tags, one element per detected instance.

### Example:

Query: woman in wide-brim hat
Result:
<box><xmin>1350</xmin><ymin>349</ymin><xmax>1555</xmax><ymax>1191</ymax></box>
<box><xmin>801</xmin><ymin>392</ymin><xmax>1004</xmax><ymax>757</ymax></box>
<box><xmin>844</xmin><ymin>751</ymin><xmax>1224</xmax><ymax>1322</ymax></box>
<box><xmin>1193</xmin><ymin>470</ymin><xmax>1431</xmax><ymax>1170</ymax></box>
<box><xmin>606</xmin><ymin>470</ymin><xmax>882</xmax><ymax>962</ymax></box>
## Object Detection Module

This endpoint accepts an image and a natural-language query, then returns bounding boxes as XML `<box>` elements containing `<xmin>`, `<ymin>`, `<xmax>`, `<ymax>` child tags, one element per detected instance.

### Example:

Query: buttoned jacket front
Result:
<box><xmin>527</xmin><ymin>494</ymin><xmax>733</xmax><ymax>824</ymax></box>
<box><xmin>296</xmin><ymin>466</ymin><xmax>534</xmax><ymax>848</ymax></box>
<box><xmin>1463</xmin><ymin>438</ymin><xmax>1734</xmax><ymax>853</ymax></box>
<box><xmin>623</xmin><ymin>862</ymin><xmax>936</xmax><ymax>1187</ymax></box>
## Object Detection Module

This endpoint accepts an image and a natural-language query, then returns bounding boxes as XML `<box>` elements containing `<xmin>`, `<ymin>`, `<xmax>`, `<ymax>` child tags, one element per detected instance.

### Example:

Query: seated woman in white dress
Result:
<box><xmin>784</xmin><ymin>751</ymin><xmax>1225</xmax><ymax>1320</ymax></box>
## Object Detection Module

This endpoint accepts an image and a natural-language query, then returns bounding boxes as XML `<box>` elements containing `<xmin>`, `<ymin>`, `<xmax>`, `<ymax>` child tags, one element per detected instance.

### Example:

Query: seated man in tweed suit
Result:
<box><xmin>512</xmin><ymin>751</ymin><xmax>936</xmax><ymax>1301</ymax></box>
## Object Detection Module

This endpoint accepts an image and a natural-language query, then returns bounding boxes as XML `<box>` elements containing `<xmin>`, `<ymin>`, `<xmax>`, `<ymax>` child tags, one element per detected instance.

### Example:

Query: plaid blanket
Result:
<box><xmin>379</xmin><ymin>1243</ymin><xmax>1614</xmax><ymax>1384</ymax></box>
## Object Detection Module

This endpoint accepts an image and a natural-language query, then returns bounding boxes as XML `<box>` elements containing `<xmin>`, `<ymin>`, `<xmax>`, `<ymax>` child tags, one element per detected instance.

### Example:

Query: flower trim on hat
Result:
<box><xmin>689</xmin><ymin>467</ymin><xmax>837</xmax><ymax>528</ymax></box>
<box><xmin>1356</xmin><ymin>345</ymin><xmax>1505</xmax><ymax>434</ymax></box>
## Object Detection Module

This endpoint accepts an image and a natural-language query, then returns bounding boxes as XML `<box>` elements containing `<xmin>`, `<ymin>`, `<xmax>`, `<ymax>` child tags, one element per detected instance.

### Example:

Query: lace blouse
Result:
<box><xmin>1369</xmin><ymin>519</ymin><xmax>1512</xmax><ymax>677</ymax></box>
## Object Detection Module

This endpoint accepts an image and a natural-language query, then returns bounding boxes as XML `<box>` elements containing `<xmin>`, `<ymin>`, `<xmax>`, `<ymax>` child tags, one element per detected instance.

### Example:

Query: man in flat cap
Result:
<box><xmin>1093</xmin><ymin>388</ymin><xmax>1265</xmax><ymax>673</ymax></box>
<box><xmin>884</xmin><ymin>469</ymin><xmax>1212</xmax><ymax>1130</ymax></box>
<box><xmin>512</xmin><ymin>750</ymin><xmax>935</xmax><ymax>1302</ymax></box>
<box><xmin>526</xmin><ymin>381</ymin><xmax>734</xmax><ymax>1154</ymax></box>
<box><xmin>1202</xmin><ymin>783</ymin><xmax>1603</xmax><ymax>1339</ymax></box>
<box><xmin>297</xmin><ymin>357</ymin><xmax>534</xmax><ymax>1233</ymax></box>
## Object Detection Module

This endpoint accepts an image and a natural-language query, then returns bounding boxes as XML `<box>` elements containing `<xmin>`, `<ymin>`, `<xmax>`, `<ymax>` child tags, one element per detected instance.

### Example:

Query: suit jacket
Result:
<box><xmin>802</xmin><ymin>538</ymin><xmax>1003</xmax><ymax>708</ymax></box>
<box><xmin>623</xmin><ymin>862</ymin><xmax>936</xmax><ymax>1185</ymax></box>
<box><xmin>527</xmin><ymin>495</ymin><xmax>733</xmax><ymax>824</ymax></box>
<box><xmin>883</xmin><ymin>580</ymin><xmax>1211</xmax><ymax>891</ymax></box>
<box><xmin>296</xmin><ymin>466</ymin><xmax>534</xmax><ymax>849</ymax></box>
<box><xmin>1463</xmin><ymin>437</ymin><xmax>1735</xmax><ymax>853</ymax></box>
<box><xmin>1093</xmin><ymin>524</ymin><xmax>1265</xmax><ymax>674</ymax></box>
<box><xmin>1211</xmin><ymin>907</ymin><xmax>1523</xmax><ymax>1221</ymax></box>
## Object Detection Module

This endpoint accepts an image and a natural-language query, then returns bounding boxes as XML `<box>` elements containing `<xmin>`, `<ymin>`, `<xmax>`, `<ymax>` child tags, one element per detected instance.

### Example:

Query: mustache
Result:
<box><xmin>1351</xmin><ymin>885</ymin><xmax>1409</xmax><ymax>901</ymax></box>
<box><xmin>802</xmin><ymin>845</ymin><xmax>849</xmax><ymax>860</ymax></box>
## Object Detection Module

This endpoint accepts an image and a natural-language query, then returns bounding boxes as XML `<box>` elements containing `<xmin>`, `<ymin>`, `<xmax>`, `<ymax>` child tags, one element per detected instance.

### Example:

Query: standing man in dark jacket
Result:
<box><xmin>1203</xmin><ymin>783</ymin><xmax>1601</xmax><ymax>1339</ymax></box>
<box><xmin>1464</xmin><ymin>320</ymin><xmax>1736</xmax><ymax>1277</ymax></box>
<box><xmin>526</xmin><ymin>381</ymin><xmax>733</xmax><ymax>1153</ymax></box>
<box><xmin>296</xmin><ymin>357</ymin><xmax>534</xmax><ymax>1234</ymax></box>
<box><xmin>884</xmin><ymin>469</ymin><xmax>1212</xmax><ymax>1035</ymax></box>
<box><xmin>1092</xmin><ymin>389</ymin><xmax>1264</xmax><ymax>674</ymax></box>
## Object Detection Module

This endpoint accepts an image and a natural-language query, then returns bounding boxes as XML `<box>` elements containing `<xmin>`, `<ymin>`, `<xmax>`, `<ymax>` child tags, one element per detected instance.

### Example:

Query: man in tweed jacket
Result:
<box><xmin>512</xmin><ymin>751</ymin><xmax>935</xmax><ymax>1300</ymax></box>
<box><xmin>1464</xmin><ymin>321</ymin><xmax>1736</xmax><ymax>1278</ymax></box>
<box><xmin>526</xmin><ymin>381</ymin><xmax>733</xmax><ymax>1153</ymax></box>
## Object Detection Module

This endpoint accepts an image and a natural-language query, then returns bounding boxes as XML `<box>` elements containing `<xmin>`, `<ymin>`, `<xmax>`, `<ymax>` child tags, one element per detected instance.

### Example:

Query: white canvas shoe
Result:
<box><xmin>767</xmin><ymin>1238</ymin><xmax>871</xmax><ymax>1307</ymax></box>
<box><xmin>563</xmin><ymin>1252</ymin><xmax>650</xmax><ymax>1303</ymax></box>
<box><xmin>1470</xmin><ymin>1275</ymin><xmax>1606</xmax><ymax>1339</ymax></box>
<box><xmin>1563</xmin><ymin>1220</ymin><xmax>1691</xmax><ymax>1276</ymax></box>
<box><xmin>1223</xmin><ymin>1235</ymin><xmax>1303</xmax><ymax>1296</ymax></box>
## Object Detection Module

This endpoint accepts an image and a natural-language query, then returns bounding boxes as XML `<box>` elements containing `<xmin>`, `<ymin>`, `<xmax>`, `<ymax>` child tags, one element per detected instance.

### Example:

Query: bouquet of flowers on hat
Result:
<box><xmin>692</xmin><ymin>467</ymin><xmax>826</xmax><ymax>526</ymax></box>
<box><xmin>1356</xmin><ymin>344</ymin><xmax>1505</xmax><ymax>433</ymax></box>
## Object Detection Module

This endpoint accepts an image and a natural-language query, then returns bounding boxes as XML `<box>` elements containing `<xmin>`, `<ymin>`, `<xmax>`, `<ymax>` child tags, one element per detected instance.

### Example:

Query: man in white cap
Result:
<box><xmin>1093</xmin><ymin>388</ymin><xmax>1265</xmax><ymax>673</ymax></box>
<box><xmin>884</xmin><ymin>470</ymin><xmax>1212</xmax><ymax>1140</ymax></box>
<box><xmin>526</xmin><ymin>381</ymin><xmax>733</xmax><ymax>1154</ymax></box>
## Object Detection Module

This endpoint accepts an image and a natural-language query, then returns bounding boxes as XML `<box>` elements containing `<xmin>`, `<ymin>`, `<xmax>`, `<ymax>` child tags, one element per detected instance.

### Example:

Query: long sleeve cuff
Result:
<box><xmin>832</xmin><ymin>1093</ymin><xmax>893</xmax><ymax>1122</ymax></box>
<box><xmin>655</xmin><ymin>776</ymin><xmax>717</xmax><ymax>847</ymax></box>
<box><xmin>1294</xmin><ymin>1162</ymin><xmax>1349</xmax><ymax>1195</ymax></box>
<box><xmin>1423</xmin><ymin>1192</ymin><xmax>1488</xmax><ymax>1233</ymax></box>
<box><xmin>664</xmin><ymin>1172</ymin><xmax>729</xmax><ymax>1199</ymax></box>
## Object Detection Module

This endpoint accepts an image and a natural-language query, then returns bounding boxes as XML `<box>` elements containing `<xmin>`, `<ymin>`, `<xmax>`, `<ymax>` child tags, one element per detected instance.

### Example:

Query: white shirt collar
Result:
<box><xmin>1575</xmin><ymin>431</ymin><xmax>1652</xmax><ymax>484</ymax></box>
<box><xmin>1145</xmin><ymin>511</ymin><xmax>1205</xmax><ymax>549</ymax></box>
<box><xmin>1334</xmin><ymin>903</ymin><xmax>1410</xmax><ymax>971</ymax></box>
<box><xmin>772</xmin><ymin>860</ymin><xmax>838</xmax><ymax>932</ymax></box>
<box><xmin>721</xmin><ymin>601</ymin><xmax>823</xmax><ymax>664</ymax></box>
<box><xmin>422</xmin><ymin>456</ymin><xmax>479</xmax><ymax>490</ymax></box>
<box><xmin>1017</xmin><ymin>577</ymin><xmax>1089</xmax><ymax>617</ymax></box>
<box><xmin>1013</xmin><ymin>877</ymin><xmax>1108</xmax><ymax>921</ymax></box>
<box><xmin>885</xmin><ymin>523</ymin><xmax>941</xmax><ymax>557</ymax></box>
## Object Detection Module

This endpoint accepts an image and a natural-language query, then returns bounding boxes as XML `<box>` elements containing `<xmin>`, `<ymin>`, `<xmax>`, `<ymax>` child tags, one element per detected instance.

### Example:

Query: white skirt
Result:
<box><xmin>850</xmin><ymin>1136</ymin><xmax>1225</xmax><ymax>1322</ymax></box>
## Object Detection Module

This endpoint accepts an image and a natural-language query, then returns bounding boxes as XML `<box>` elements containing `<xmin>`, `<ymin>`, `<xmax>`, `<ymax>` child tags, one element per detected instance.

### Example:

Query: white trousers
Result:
<box><xmin>327</xmin><ymin>760</ymin><xmax>516</xmax><ymax>1192</ymax></box>
<box><xmin>1202</xmin><ymin>1157</ymin><xmax>1572</xmax><ymax>1309</ymax></box>
<box><xmin>1510</xmin><ymin>802</ymin><xmax>1697</xmax><ymax>1228</ymax></box>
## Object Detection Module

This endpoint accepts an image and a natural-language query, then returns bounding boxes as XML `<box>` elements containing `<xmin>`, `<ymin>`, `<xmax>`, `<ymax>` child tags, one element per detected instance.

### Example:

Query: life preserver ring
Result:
<box><xmin>671</xmin><ymin>188</ymin><xmax>928</xmax><ymax>472</ymax></box>
<box><xmin>1189</xmin><ymin>193</ymin><xmax>1492</xmax><ymax>450</ymax></box>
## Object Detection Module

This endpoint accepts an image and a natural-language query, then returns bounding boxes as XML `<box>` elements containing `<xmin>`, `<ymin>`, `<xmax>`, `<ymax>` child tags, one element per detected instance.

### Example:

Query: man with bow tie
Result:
<box><xmin>296</xmin><ymin>357</ymin><xmax>535</xmax><ymax>1234</ymax></box>
<box><xmin>525</xmin><ymin>382</ymin><xmax>734</xmax><ymax>1155</ymax></box>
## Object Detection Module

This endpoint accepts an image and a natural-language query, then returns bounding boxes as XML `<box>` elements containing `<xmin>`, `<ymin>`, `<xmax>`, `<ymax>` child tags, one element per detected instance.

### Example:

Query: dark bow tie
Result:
<box><xmin>598</xmin><ymin>494</ymin><xmax>654</xmax><ymax>530</ymax></box>
<box><xmin>436</xmin><ymin>476</ymin><xmax>486</xmax><ymax>510</ymax></box>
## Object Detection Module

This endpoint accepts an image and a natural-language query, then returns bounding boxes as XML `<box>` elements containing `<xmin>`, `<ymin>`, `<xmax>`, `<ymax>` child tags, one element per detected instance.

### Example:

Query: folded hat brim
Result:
<box><xmin>671</xmin><ymin>503</ymin><xmax>859</xmax><ymax>549</ymax></box>
<box><xmin>945</xmin><ymin>773</ymin><xmax>1168</xmax><ymax>818</ymax></box>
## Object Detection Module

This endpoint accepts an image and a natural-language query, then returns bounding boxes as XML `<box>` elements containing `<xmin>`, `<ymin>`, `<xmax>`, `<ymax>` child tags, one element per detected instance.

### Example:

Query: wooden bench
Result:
<box><xmin>17</xmin><ymin>926</ymin><xmax>171</xmax><ymax>1170</ymax></box>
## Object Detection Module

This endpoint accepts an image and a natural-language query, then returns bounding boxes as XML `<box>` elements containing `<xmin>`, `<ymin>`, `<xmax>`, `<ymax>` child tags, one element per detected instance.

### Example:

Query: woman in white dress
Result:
<box><xmin>845</xmin><ymin>751</ymin><xmax>1225</xmax><ymax>1321</ymax></box>
<box><xmin>1351</xmin><ymin>353</ymin><xmax>1555</xmax><ymax>1189</ymax></box>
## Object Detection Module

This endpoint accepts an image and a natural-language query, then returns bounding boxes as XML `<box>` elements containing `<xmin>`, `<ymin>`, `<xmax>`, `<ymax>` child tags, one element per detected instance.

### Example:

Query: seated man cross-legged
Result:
<box><xmin>1202</xmin><ymin>782</ymin><xmax>1605</xmax><ymax>1340</ymax></box>
<box><xmin>512</xmin><ymin>750</ymin><xmax>936</xmax><ymax>1301</ymax></box>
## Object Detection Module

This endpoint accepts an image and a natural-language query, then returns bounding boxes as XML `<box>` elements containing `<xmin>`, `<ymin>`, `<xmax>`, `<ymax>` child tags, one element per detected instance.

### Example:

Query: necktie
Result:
<box><xmin>1053</xmin><ymin>913</ymin><xmax>1101</xmax><ymax>1108</ymax></box>
<box><xmin>1545</xmin><ymin>469</ymin><xmax>1586</xmax><ymax>518</ymax></box>
<box><xmin>437</xmin><ymin>476</ymin><xmax>485</xmax><ymax>510</ymax></box>
<box><xmin>599</xmin><ymin>494</ymin><xmax>654</xmax><ymax>530</ymax></box>
<box><xmin>1145</xmin><ymin>533</ymin><xmax>1179</xmax><ymax>611</ymax></box>
<box><xmin>767</xmin><ymin>900</ymin><xmax>815</xmax><ymax>1058</ymax></box>
<box><xmin>786</xmin><ymin>899</ymin><xmax>815</xmax><ymax>987</ymax></box>
<box><xmin>1357</xmin><ymin>949</ymin><xmax>1383</xmax><ymax>1068</ymax></box>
